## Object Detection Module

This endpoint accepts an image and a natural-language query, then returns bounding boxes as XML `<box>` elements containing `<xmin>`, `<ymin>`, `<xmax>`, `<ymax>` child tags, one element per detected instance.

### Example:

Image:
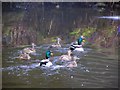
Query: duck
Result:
<box><xmin>51</xmin><ymin>37</ymin><xmax>61</xmax><ymax>48</ymax></box>
<box><xmin>70</xmin><ymin>35</ymin><xmax>85</xmax><ymax>52</ymax></box>
<box><xmin>59</xmin><ymin>48</ymin><xmax>80</xmax><ymax>61</ymax></box>
<box><xmin>59</xmin><ymin>48</ymin><xmax>79</xmax><ymax>67</ymax></box>
<box><xmin>59</xmin><ymin>50</ymin><xmax>72</xmax><ymax>61</ymax></box>
<box><xmin>23</xmin><ymin>43</ymin><xmax>36</xmax><ymax>54</ymax></box>
<box><xmin>39</xmin><ymin>50</ymin><xmax>53</xmax><ymax>67</ymax></box>
<box><xmin>18</xmin><ymin>52</ymin><xmax>31</xmax><ymax>60</ymax></box>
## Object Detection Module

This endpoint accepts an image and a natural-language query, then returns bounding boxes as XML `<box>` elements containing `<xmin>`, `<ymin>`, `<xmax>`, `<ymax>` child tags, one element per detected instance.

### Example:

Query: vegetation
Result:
<box><xmin>2</xmin><ymin>2</ymin><xmax>119</xmax><ymax>49</ymax></box>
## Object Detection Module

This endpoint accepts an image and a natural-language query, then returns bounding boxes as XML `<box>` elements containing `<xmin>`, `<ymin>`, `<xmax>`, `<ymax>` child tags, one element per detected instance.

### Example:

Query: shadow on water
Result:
<box><xmin>2</xmin><ymin>44</ymin><xmax>118</xmax><ymax>88</ymax></box>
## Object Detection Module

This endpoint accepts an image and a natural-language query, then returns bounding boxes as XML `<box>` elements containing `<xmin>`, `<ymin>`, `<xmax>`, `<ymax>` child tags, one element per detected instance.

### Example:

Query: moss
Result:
<box><xmin>70</xmin><ymin>28</ymin><xmax>81</xmax><ymax>36</ymax></box>
<box><xmin>51</xmin><ymin>37</ymin><xmax>57</xmax><ymax>43</ymax></box>
<box><xmin>82</xmin><ymin>27</ymin><xmax>96</xmax><ymax>37</ymax></box>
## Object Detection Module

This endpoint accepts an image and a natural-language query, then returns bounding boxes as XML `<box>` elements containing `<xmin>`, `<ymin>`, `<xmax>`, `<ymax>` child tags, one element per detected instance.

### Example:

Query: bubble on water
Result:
<box><xmin>106</xmin><ymin>65</ymin><xmax>109</xmax><ymax>67</ymax></box>
<box><xmin>71</xmin><ymin>75</ymin><xmax>73</xmax><ymax>78</ymax></box>
<box><xmin>85</xmin><ymin>69</ymin><xmax>90</xmax><ymax>72</ymax></box>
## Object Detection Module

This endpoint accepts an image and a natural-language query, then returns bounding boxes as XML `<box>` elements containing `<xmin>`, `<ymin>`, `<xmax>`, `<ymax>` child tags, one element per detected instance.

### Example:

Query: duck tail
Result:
<box><xmin>70</xmin><ymin>45</ymin><xmax>75</xmax><ymax>51</ymax></box>
<box><xmin>40</xmin><ymin>62</ymin><xmax>43</xmax><ymax>66</ymax></box>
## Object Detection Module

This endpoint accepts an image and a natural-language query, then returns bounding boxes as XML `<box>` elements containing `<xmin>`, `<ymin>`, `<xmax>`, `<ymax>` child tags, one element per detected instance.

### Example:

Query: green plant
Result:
<box><xmin>82</xmin><ymin>27</ymin><xmax>96</xmax><ymax>37</ymax></box>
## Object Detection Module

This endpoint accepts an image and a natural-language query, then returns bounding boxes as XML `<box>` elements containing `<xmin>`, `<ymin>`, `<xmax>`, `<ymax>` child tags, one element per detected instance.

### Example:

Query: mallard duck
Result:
<box><xmin>18</xmin><ymin>53</ymin><xmax>31</xmax><ymax>60</ymax></box>
<box><xmin>39</xmin><ymin>50</ymin><xmax>53</xmax><ymax>67</ymax></box>
<box><xmin>58</xmin><ymin>48</ymin><xmax>79</xmax><ymax>67</ymax></box>
<box><xmin>59</xmin><ymin>48</ymin><xmax>80</xmax><ymax>61</ymax></box>
<box><xmin>23</xmin><ymin>43</ymin><xmax>36</xmax><ymax>54</ymax></box>
<box><xmin>59</xmin><ymin>50</ymin><xmax>72</xmax><ymax>61</ymax></box>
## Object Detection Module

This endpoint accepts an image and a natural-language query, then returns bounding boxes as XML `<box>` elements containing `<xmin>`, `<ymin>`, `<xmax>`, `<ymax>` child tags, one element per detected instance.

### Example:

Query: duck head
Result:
<box><xmin>31</xmin><ymin>43</ymin><xmax>36</xmax><ymax>49</ymax></box>
<box><xmin>81</xmin><ymin>36</ymin><xmax>85</xmax><ymax>39</ymax></box>
<box><xmin>45</xmin><ymin>50</ymin><xmax>53</xmax><ymax>59</ymax></box>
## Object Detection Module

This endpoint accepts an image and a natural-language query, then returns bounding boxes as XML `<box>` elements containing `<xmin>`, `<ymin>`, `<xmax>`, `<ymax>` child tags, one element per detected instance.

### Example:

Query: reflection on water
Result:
<box><xmin>2</xmin><ymin>44</ymin><xmax>118</xmax><ymax>88</ymax></box>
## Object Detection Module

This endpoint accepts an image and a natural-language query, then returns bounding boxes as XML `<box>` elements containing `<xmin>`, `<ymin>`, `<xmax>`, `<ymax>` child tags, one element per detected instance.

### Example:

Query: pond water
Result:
<box><xmin>2</xmin><ymin>44</ymin><xmax>118</xmax><ymax>88</ymax></box>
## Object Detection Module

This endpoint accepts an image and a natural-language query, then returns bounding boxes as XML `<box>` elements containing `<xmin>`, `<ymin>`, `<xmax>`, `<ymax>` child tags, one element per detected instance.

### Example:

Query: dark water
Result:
<box><xmin>2</xmin><ymin>44</ymin><xmax>118</xmax><ymax>88</ymax></box>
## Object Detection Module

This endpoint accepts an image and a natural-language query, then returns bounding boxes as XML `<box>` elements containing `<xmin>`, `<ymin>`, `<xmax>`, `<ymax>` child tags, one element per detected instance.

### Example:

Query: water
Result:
<box><xmin>2</xmin><ymin>44</ymin><xmax>118</xmax><ymax>88</ymax></box>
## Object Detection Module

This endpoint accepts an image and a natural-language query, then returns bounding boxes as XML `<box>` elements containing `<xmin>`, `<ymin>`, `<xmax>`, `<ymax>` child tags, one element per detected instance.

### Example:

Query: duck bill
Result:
<box><xmin>51</xmin><ymin>53</ymin><xmax>53</xmax><ymax>56</ymax></box>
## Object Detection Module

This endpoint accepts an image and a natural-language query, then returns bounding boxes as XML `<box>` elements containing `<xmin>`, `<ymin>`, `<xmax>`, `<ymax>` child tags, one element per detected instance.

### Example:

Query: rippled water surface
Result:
<box><xmin>2</xmin><ymin>44</ymin><xmax>118</xmax><ymax>88</ymax></box>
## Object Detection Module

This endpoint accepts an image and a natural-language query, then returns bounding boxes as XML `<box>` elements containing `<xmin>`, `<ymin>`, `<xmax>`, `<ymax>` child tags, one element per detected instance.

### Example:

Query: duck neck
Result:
<box><xmin>57</xmin><ymin>40</ymin><xmax>60</xmax><ymax>45</ymax></box>
<box><xmin>57</xmin><ymin>38</ymin><xmax>61</xmax><ymax>45</ymax></box>
<box><xmin>32</xmin><ymin>45</ymin><xmax>34</xmax><ymax>49</ymax></box>
<box><xmin>32</xmin><ymin>43</ymin><xmax>35</xmax><ymax>49</ymax></box>
<box><xmin>68</xmin><ymin>50</ymin><xmax>72</xmax><ymax>57</ymax></box>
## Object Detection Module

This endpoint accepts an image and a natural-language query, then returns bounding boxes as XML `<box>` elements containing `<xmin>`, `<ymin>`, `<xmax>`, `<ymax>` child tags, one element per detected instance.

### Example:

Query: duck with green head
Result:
<box><xmin>70</xmin><ymin>36</ymin><xmax>85</xmax><ymax>52</ymax></box>
<box><xmin>39</xmin><ymin>50</ymin><xmax>53</xmax><ymax>67</ymax></box>
<box><xmin>77</xmin><ymin>36</ymin><xmax>85</xmax><ymax>45</ymax></box>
